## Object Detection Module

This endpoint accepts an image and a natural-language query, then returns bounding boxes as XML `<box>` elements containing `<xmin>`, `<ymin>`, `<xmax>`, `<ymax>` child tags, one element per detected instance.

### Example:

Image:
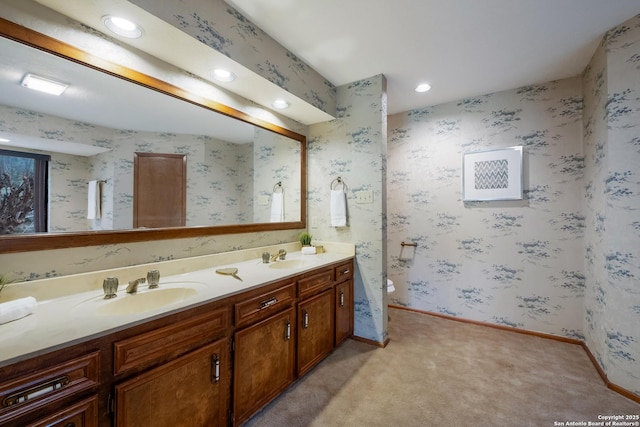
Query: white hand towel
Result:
<box><xmin>330</xmin><ymin>189</ymin><xmax>347</xmax><ymax>227</ymax></box>
<box><xmin>0</xmin><ymin>296</ymin><xmax>37</xmax><ymax>325</ymax></box>
<box><xmin>270</xmin><ymin>192</ymin><xmax>284</xmax><ymax>222</ymax></box>
<box><xmin>87</xmin><ymin>180</ymin><xmax>101</xmax><ymax>219</ymax></box>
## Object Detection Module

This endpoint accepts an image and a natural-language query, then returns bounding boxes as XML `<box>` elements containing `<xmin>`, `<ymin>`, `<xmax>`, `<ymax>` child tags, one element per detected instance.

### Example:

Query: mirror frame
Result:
<box><xmin>0</xmin><ymin>18</ymin><xmax>306</xmax><ymax>254</ymax></box>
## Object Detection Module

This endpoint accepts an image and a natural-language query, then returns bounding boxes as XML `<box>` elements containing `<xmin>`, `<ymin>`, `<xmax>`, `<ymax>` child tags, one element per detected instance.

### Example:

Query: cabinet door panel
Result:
<box><xmin>335</xmin><ymin>279</ymin><xmax>354</xmax><ymax>345</ymax></box>
<box><xmin>297</xmin><ymin>289</ymin><xmax>335</xmax><ymax>376</ymax></box>
<box><xmin>233</xmin><ymin>308</ymin><xmax>295</xmax><ymax>426</ymax></box>
<box><xmin>26</xmin><ymin>395</ymin><xmax>98</xmax><ymax>427</ymax></box>
<box><xmin>115</xmin><ymin>339</ymin><xmax>229</xmax><ymax>427</ymax></box>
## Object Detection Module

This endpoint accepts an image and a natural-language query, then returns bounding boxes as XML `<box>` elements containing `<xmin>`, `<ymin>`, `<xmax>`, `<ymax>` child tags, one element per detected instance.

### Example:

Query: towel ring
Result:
<box><xmin>273</xmin><ymin>181</ymin><xmax>284</xmax><ymax>193</ymax></box>
<box><xmin>330</xmin><ymin>177</ymin><xmax>348</xmax><ymax>191</ymax></box>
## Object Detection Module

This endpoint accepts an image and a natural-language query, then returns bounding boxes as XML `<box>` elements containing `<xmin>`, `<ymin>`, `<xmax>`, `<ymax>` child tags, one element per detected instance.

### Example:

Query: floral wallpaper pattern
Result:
<box><xmin>583</xmin><ymin>14</ymin><xmax>640</xmax><ymax>396</ymax></box>
<box><xmin>308</xmin><ymin>75</ymin><xmax>388</xmax><ymax>343</ymax></box>
<box><xmin>130</xmin><ymin>0</ymin><xmax>336</xmax><ymax>116</ymax></box>
<box><xmin>0</xmin><ymin>0</ymin><xmax>307</xmax><ymax>282</ymax></box>
<box><xmin>0</xmin><ymin>105</ymin><xmax>307</xmax><ymax>230</ymax></box>
<box><xmin>388</xmin><ymin>77</ymin><xmax>585</xmax><ymax>339</ymax></box>
<box><xmin>387</xmin><ymin>13</ymin><xmax>640</xmax><ymax>397</ymax></box>
<box><xmin>1</xmin><ymin>0</ymin><xmax>638</xmax><ymax>399</ymax></box>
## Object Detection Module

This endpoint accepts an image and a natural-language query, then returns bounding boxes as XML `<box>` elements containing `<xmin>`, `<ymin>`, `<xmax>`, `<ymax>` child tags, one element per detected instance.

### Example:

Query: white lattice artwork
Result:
<box><xmin>463</xmin><ymin>147</ymin><xmax>523</xmax><ymax>201</ymax></box>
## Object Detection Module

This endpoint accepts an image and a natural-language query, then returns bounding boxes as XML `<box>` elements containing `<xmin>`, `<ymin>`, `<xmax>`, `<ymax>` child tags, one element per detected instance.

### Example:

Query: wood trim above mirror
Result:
<box><xmin>0</xmin><ymin>18</ymin><xmax>306</xmax><ymax>254</ymax></box>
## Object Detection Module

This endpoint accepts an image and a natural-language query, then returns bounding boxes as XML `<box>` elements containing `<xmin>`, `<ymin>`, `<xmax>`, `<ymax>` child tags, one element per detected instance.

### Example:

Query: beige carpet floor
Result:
<box><xmin>243</xmin><ymin>307</ymin><xmax>639</xmax><ymax>427</ymax></box>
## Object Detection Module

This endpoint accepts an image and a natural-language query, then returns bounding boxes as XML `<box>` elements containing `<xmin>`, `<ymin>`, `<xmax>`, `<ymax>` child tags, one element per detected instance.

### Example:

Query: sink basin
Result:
<box><xmin>268</xmin><ymin>260</ymin><xmax>306</xmax><ymax>269</ymax></box>
<box><xmin>73</xmin><ymin>282</ymin><xmax>206</xmax><ymax>316</ymax></box>
<box><xmin>95</xmin><ymin>287</ymin><xmax>198</xmax><ymax>316</ymax></box>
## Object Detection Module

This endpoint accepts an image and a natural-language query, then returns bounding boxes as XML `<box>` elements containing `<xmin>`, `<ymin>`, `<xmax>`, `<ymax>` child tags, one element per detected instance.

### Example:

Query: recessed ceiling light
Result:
<box><xmin>212</xmin><ymin>69</ymin><xmax>236</xmax><ymax>82</ymax></box>
<box><xmin>415</xmin><ymin>83</ymin><xmax>432</xmax><ymax>93</ymax></box>
<box><xmin>21</xmin><ymin>73</ymin><xmax>69</xmax><ymax>96</ymax></box>
<box><xmin>103</xmin><ymin>15</ymin><xmax>143</xmax><ymax>39</ymax></box>
<box><xmin>271</xmin><ymin>99</ymin><xmax>289</xmax><ymax>109</ymax></box>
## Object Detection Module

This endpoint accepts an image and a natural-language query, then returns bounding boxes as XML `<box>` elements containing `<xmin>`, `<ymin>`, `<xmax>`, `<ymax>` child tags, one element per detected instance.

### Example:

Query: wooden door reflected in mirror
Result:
<box><xmin>133</xmin><ymin>153</ymin><xmax>186</xmax><ymax>228</ymax></box>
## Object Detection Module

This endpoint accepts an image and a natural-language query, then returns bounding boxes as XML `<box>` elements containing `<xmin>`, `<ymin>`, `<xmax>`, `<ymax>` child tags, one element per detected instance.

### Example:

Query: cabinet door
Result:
<box><xmin>297</xmin><ymin>288</ymin><xmax>335</xmax><ymax>376</ymax></box>
<box><xmin>233</xmin><ymin>308</ymin><xmax>295</xmax><ymax>426</ymax></box>
<box><xmin>335</xmin><ymin>279</ymin><xmax>354</xmax><ymax>346</ymax></box>
<box><xmin>115</xmin><ymin>338</ymin><xmax>229</xmax><ymax>427</ymax></box>
<box><xmin>26</xmin><ymin>395</ymin><xmax>98</xmax><ymax>427</ymax></box>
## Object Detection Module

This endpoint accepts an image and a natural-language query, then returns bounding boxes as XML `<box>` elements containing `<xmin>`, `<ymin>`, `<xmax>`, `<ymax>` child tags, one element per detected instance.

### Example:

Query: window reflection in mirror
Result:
<box><xmin>0</xmin><ymin>149</ymin><xmax>49</xmax><ymax>234</ymax></box>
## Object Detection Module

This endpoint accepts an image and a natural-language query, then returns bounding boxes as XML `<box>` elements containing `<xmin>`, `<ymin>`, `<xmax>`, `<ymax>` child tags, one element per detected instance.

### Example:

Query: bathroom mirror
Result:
<box><xmin>0</xmin><ymin>19</ymin><xmax>306</xmax><ymax>253</ymax></box>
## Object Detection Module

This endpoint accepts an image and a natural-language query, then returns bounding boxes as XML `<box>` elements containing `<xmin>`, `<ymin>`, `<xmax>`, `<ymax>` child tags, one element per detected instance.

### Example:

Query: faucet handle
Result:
<box><xmin>278</xmin><ymin>249</ymin><xmax>287</xmax><ymax>260</ymax></box>
<box><xmin>103</xmin><ymin>277</ymin><xmax>118</xmax><ymax>299</ymax></box>
<box><xmin>147</xmin><ymin>270</ymin><xmax>160</xmax><ymax>289</ymax></box>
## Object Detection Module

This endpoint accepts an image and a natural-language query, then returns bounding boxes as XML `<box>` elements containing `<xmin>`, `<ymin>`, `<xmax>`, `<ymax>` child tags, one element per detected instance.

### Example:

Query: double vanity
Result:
<box><xmin>0</xmin><ymin>242</ymin><xmax>355</xmax><ymax>426</ymax></box>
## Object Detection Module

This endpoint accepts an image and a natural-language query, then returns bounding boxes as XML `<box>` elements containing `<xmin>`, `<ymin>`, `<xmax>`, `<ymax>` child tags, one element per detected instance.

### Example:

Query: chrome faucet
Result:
<box><xmin>126</xmin><ymin>277</ymin><xmax>146</xmax><ymax>294</ymax></box>
<box><xmin>147</xmin><ymin>270</ymin><xmax>160</xmax><ymax>289</ymax></box>
<box><xmin>103</xmin><ymin>277</ymin><xmax>119</xmax><ymax>299</ymax></box>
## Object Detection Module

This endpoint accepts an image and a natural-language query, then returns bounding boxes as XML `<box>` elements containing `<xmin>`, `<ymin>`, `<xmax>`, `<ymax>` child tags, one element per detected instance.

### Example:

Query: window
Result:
<box><xmin>0</xmin><ymin>149</ymin><xmax>49</xmax><ymax>234</ymax></box>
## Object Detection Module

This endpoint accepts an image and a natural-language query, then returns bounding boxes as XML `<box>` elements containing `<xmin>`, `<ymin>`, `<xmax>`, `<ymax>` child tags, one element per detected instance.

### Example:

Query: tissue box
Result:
<box><xmin>301</xmin><ymin>246</ymin><xmax>316</xmax><ymax>255</ymax></box>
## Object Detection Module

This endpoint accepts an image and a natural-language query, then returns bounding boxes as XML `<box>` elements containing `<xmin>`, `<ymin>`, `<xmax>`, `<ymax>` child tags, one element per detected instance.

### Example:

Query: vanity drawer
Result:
<box><xmin>298</xmin><ymin>268</ymin><xmax>334</xmax><ymax>299</ymax></box>
<box><xmin>114</xmin><ymin>308</ymin><xmax>229</xmax><ymax>376</ymax></box>
<box><xmin>0</xmin><ymin>352</ymin><xmax>99</xmax><ymax>425</ymax></box>
<box><xmin>335</xmin><ymin>261</ymin><xmax>353</xmax><ymax>283</ymax></box>
<box><xmin>26</xmin><ymin>394</ymin><xmax>98</xmax><ymax>427</ymax></box>
<box><xmin>235</xmin><ymin>283</ymin><xmax>296</xmax><ymax>329</ymax></box>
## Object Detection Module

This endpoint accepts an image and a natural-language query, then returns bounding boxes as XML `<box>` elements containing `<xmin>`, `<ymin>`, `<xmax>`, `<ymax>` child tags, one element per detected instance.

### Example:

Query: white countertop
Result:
<box><xmin>0</xmin><ymin>241</ymin><xmax>354</xmax><ymax>368</ymax></box>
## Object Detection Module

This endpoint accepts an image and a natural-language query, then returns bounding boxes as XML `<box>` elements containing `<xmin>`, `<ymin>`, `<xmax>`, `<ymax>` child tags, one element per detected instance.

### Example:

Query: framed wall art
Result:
<box><xmin>462</xmin><ymin>146</ymin><xmax>523</xmax><ymax>201</ymax></box>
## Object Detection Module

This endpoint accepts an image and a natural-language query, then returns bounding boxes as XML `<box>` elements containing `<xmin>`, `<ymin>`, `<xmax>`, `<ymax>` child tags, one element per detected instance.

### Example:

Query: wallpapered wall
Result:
<box><xmin>583</xmin><ymin>14</ymin><xmax>640</xmax><ymax>396</ymax></box>
<box><xmin>308</xmin><ymin>75</ymin><xmax>388</xmax><ymax>343</ymax></box>
<box><xmin>130</xmin><ymin>0</ymin><xmax>336</xmax><ymax>116</ymax></box>
<box><xmin>387</xmin><ymin>77</ymin><xmax>585</xmax><ymax>338</ymax></box>
<box><xmin>387</xmin><ymin>13</ymin><xmax>640</xmax><ymax>396</ymax></box>
<box><xmin>0</xmin><ymin>105</ymin><xmax>259</xmax><ymax>231</ymax></box>
<box><xmin>252</xmin><ymin>127</ymin><xmax>302</xmax><ymax>223</ymax></box>
<box><xmin>0</xmin><ymin>0</ymin><xmax>308</xmax><ymax>281</ymax></box>
<box><xmin>1</xmin><ymin>0</ymin><xmax>637</xmax><ymax>394</ymax></box>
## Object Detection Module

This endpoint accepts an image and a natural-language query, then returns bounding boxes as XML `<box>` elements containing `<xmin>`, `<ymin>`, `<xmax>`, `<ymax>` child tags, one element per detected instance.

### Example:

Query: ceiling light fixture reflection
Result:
<box><xmin>103</xmin><ymin>15</ymin><xmax>143</xmax><ymax>39</ymax></box>
<box><xmin>212</xmin><ymin>69</ymin><xmax>236</xmax><ymax>82</ymax></box>
<box><xmin>21</xmin><ymin>73</ymin><xmax>69</xmax><ymax>96</ymax></box>
<box><xmin>415</xmin><ymin>83</ymin><xmax>431</xmax><ymax>93</ymax></box>
<box><xmin>271</xmin><ymin>99</ymin><xmax>290</xmax><ymax>109</ymax></box>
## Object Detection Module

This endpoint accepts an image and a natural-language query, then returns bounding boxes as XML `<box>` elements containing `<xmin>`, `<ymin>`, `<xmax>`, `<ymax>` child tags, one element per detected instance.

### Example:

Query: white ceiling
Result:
<box><xmin>0</xmin><ymin>35</ymin><xmax>256</xmax><ymax>155</ymax></box>
<box><xmin>226</xmin><ymin>0</ymin><xmax>640</xmax><ymax>115</ymax></box>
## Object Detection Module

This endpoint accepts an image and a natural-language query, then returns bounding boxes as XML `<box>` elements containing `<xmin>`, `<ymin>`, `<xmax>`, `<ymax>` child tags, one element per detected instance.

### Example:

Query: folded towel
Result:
<box><xmin>270</xmin><ymin>192</ymin><xmax>284</xmax><ymax>222</ymax></box>
<box><xmin>330</xmin><ymin>189</ymin><xmax>347</xmax><ymax>227</ymax></box>
<box><xmin>87</xmin><ymin>180</ymin><xmax>101</xmax><ymax>219</ymax></box>
<box><xmin>0</xmin><ymin>296</ymin><xmax>37</xmax><ymax>325</ymax></box>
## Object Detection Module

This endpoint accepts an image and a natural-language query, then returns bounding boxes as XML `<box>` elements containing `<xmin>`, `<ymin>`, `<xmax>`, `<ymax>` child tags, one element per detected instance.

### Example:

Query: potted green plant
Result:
<box><xmin>0</xmin><ymin>273</ymin><xmax>14</xmax><ymax>297</ymax></box>
<box><xmin>299</xmin><ymin>232</ymin><xmax>312</xmax><ymax>246</ymax></box>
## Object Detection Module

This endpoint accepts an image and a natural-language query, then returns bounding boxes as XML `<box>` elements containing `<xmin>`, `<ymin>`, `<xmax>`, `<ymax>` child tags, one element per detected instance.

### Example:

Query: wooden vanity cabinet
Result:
<box><xmin>297</xmin><ymin>288</ymin><xmax>335</xmax><ymax>376</ymax></box>
<box><xmin>25</xmin><ymin>395</ymin><xmax>98</xmax><ymax>427</ymax></box>
<box><xmin>1</xmin><ymin>256</ymin><xmax>354</xmax><ymax>427</ymax></box>
<box><xmin>233</xmin><ymin>307</ymin><xmax>295</xmax><ymax>427</ymax></box>
<box><xmin>111</xmin><ymin>308</ymin><xmax>230</xmax><ymax>427</ymax></box>
<box><xmin>114</xmin><ymin>339</ymin><xmax>229</xmax><ymax>427</ymax></box>
<box><xmin>334</xmin><ymin>261</ymin><xmax>354</xmax><ymax>346</ymax></box>
<box><xmin>0</xmin><ymin>350</ymin><xmax>100</xmax><ymax>427</ymax></box>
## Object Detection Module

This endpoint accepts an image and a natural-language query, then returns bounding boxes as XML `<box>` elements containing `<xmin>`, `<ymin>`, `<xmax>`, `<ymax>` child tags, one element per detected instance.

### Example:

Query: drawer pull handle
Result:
<box><xmin>285</xmin><ymin>321</ymin><xmax>291</xmax><ymax>340</ymax></box>
<box><xmin>339</xmin><ymin>291</ymin><xmax>345</xmax><ymax>307</ymax></box>
<box><xmin>64</xmin><ymin>423</ymin><xmax>76</xmax><ymax>427</ymax></box>
<box><xmin>302</xmin><ymin>310</ymin><xmax>309</xmax><ymax>328</ymax></box>
<box><xmin>341</xmin><ymin>269</ymin><xmax>350</xmax><ymax>275</ymax></box>
<box><xmin>259</xmin><ymin>297</ymin><xmax>278</xmax><ymax>310</ymax></box>
<box><xmin>211</xmin><ymin>354</ymin><xmax>220</xmax><ymax>384</ymax></box>
<box><xmin>2</xmin><ymin>375</ymin><xmax>70</xmax><ymax>407</ymax></box>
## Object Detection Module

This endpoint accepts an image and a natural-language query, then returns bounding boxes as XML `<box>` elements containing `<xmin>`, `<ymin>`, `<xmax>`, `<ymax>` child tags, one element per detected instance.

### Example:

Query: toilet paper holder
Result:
<box><xmin>401</xmin><ymin>241</ymin><xmax>417</xmax><ymax>247</ymax></box>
